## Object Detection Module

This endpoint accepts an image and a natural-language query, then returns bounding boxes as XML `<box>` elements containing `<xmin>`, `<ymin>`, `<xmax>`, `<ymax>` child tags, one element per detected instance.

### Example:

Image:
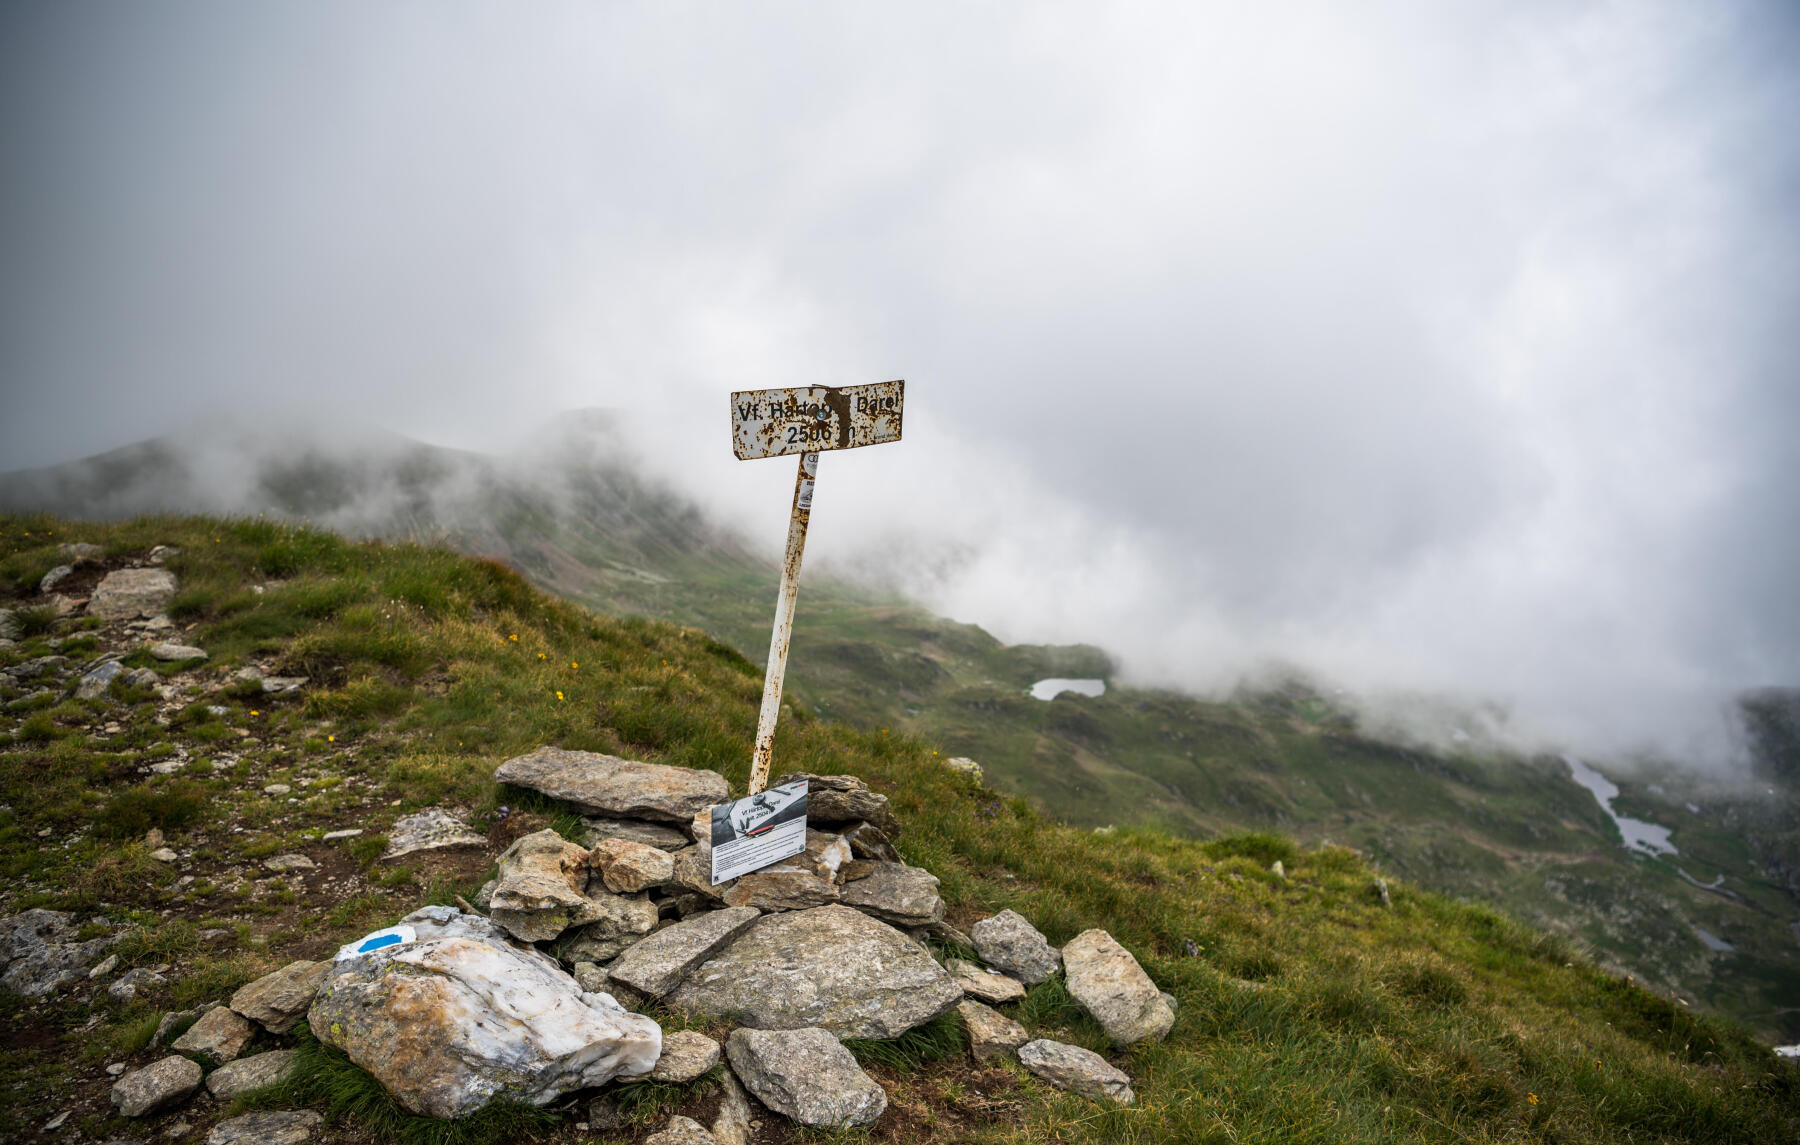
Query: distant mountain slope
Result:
<box><xmin>5</xmin><ymin>424</ymin><xmax>1798</xmax><ymax>1043</ymax></box>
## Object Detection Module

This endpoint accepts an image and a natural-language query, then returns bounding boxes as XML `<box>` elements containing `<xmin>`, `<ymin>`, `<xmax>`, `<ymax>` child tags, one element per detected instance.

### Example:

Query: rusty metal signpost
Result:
<box><xmin>732</xmin><ymin>380</ymin><xmax>904</xmax><ymax>795</ymax></box>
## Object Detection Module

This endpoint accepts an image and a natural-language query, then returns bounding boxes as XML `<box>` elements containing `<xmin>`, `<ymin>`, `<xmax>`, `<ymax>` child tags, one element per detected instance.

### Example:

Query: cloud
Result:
<box><xmin>3</xmin><ymin>1</ymin><xmax>1796</xmax><ymax>768</ymax></box>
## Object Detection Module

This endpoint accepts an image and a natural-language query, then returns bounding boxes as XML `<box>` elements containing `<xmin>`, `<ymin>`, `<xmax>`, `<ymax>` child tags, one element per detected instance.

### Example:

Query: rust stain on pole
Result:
<box><xmin>733</xmin><ymin>381</ymin><xmax>904</xmax><ymax>793</ymax></box>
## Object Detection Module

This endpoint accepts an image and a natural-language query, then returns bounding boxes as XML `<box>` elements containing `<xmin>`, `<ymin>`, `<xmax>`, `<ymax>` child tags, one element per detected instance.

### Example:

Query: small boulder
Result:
<box><xmin>590</xmin><ymin>838</ymin><xmax>676</xmax><ymax>893</ymax></box>
<box><xmin>309</xmin><ymin>906</ymin><xmax>661</xmax><ymax>1119</ymax></box>
<box><xmin>839</xmin><ymin>862</ymin><xmax>944</xmax><ymax>927</ymax></box>
<box><xmin>263</xmin><ymin>853</ymin><xmax>315</xmax><ymax>872</ymax></box>
<box><xmin>720</xmin><ymin>830</ymin><xmax>850</xmax><ymax>912</ymax></box>
<box><xmin>946</xmin><ymin>959</ymin><xmax>1025</xmax><ymax>1004</ymax></box>
<box><xmin>572</xmin><ymin>961</ymin><xmax>610</xmax><ymax>994</ymax></box>
<box><xmin>649</xmin><ymin>1029</ymin><xmax>720</xmax><ymax>1083</ymax></box>
<box><xmin>944</xmin><ymin>756</ymin><xmax>984</xmax><ymax>781</ymax></box>
<box><xmin>39</xmin><ymin>564</ymin><xmax>73</xmax><ymax>593</ymax></box>
<box><xmin>205</xmin><ymin>1049</ymin><xmax>299</xmax><ymax>1100</ymax></box>
<box><xmin>230</xmin><ymin>960</ymin><xmax>329</xmax><ymax>1033</ymax></box>
<box><xmin>957</xmin><ymin>998</ymin><xmax>1029</xmax><ymax>1061</ymax></box>
<box><xmin>108</xmin><ymin>966</ymin><xmax>167</xmax><ymax>1002</ymax></box>
<box><xmin>495</xmin><ymin>746</ymin><xmax>728</xmax><ymax>823</ymax></box>
<box><xmin>645</xmin><ymin>1115</ymin><xmax>717</xmax><ymax>1145</ymax></box>
<box><xmin>970</xmin><ymin>910</ymin><xmax>1061</xmax><ymax>985</ymax></box>
<box><xmin>488</xmin><ymin>829</ymin><xmax>602</xmax><ymax>942</ymax></box>
<box><xmin>711</xmin><ymin>1066</ymin><xmax>754</xmax><ymax>1145</ymax></box>
<box><xmin>379</xmin><ymin>807</ymin><xmax>487</xmax><ymax>861</ymax></box>
<box><xmin>725</xmin><ymin>1027</ymin><xmax>887</xmax><ymax>1129</ymax></box>
<box><xmin>664</xmin><ymin>905</ymin><xmax>962</xmax><ymax>1039</ymax></box>
<box><xmin>170</xmin><ymin>1004</ymin><xmax>255</xmax><ymax>1065</ymax></box>
<box><xmin>90</xmin><ymin>568</ymin><xmax>178</xmax><ymax>620</ymax></box>
<box><xmin>607</xmin><ymin>906</ymin><xmax>762</xmax><ymax>999</ymax></box>
<box><xmin>149</xmin><ymin>643</ymin><xmax>207</xmax><ymax>662</ymax></box>
<box><xmin>0</xmin><ymin>908</ymin><xmax>113</xmax><ymax>997</ymax></box>
<box><xmin>1017</xmin><ymin>1038</ymin><xmax>1134</xmax><ymax>1105</ymax></box>
<box><xmin>111</xmin><ymin>1054</ymin><xmax>203</xmax><ymax>1117</ymax></box>
<box><xmin>205</xmin><ymin>1110</ymin><xmax>322</xmax><ymax>1145</ymax></box>
<box><xmin>57</xmin><ymin>542</ymin><xmax>103</xmax><ymax>559</ymax></box>
<box><xmin>770</xmin><ymin>772</ymin><xmax>900</xmax><ymax>835</ymax></box>
<box><xmin>1061</xmin><ymin>929</ymin><xmax>1174</xmax><ymax>1045</ymax></box>
<box><xmin>76</xmin><ymin>660</ymin><xmax>125</xmax><ymax>699</ymax></box>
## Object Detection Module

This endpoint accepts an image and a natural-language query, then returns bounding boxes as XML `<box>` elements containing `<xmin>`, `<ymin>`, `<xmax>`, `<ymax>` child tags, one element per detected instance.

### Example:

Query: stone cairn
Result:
<box><xmin>10</xmin><ymin>746</ymin><xmax>1176</xmax><ymax>1140</ymax></box>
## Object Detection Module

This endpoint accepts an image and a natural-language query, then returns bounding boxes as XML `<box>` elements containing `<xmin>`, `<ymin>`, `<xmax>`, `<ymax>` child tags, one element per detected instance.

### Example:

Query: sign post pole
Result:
<box><xmin>730</xmin><ymin>380</ymin><xmax>904</xmax><ymax>795</ymax></box>
<box><xmin>747</xmin><ymin>450</ymin><xmax>818</xmax><ymax>795</ymax></box>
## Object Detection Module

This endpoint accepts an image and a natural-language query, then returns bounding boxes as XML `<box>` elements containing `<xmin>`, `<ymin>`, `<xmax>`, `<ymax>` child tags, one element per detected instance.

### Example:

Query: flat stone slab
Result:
<box><xmin>838</xmin><ymin>862</ymin><xmax>944</xmax><ymax>927</ymax></box>
<box><xmin>488</xmin><ymin>829</ymin><xmax>601</xmax><ymax>942</ymax></box>
<box><xmin>665</xmin><ymin>904</ymin><xmax>962</xmax><ymax>1040</ymax></box>
<box><xmin>381</xmin><ymin>808</ymin><xmax>487</xmax><ymax>862</ymax></box>
<box><xmin>1018</xmin><ymin>1038</ymin><xmax>1135</xmax><ymax>1106</ymax></box>
<box><xmin>149</xmin><ymin>643</ymin><xmax>207</xmax><ymax>661</ymax></box>
<box><xmin>496</xmin><ymin>747</ymin><xmax>728</xmax><ymax>823</ymax></box>
<box><xmin>206</xmin><ymin>1110</ymin><xmax>322</xmax><ymax>1145</ymax></box>
<box><xmin>770</xmin><ymin>772</ymin><xmax>900</xmax><ymax>835</ymax></box>
<box><xmin>1061</xmin><ymin>929</ymin><xmax>1174</xmax><ymax>1045</ymax></box>
<box><xmin>607</xmin><ymin>907</ymin><xmax>761</xmax><ymax>999</ymax></box>
<box><xmin>591</xmin><ymin>838</ymin><xmax>675</xmax><ymax>894</ymax></box>
<box><xmin>230</xmin><ymin>960</ymin><xmax>329</xmax><ymax>1033</ymax></box>
<box><xmin>946</xmin><ymin>959</ymin><xmax>1026</xmax><ymax>1004</ymax></box>
<box><xmin>205</xmin><ymin>1049</ymin><xmax>300</xmax><ymax>1100</ymax></box>
<box><xmin>971</xmin><ymin>910</ymin><xmax>1061</xmax><ymax>986</ymax></box>
<box><xmin>111</xmin><ymin>1054</ymin><xmax>202</xmax><ymax>1117</ymax></box>
<box><xmin>725</xmin><ymin>1027</ymin><xmax>887</xmax><ymax>1129</ymax></box>
<box><xmin>91</xmin><ymin>568</ymin><xmax>177</xmax><ymax>620</ymax></box>
<box><xmin>582</xmin><ymin>817</ymin><xmax>692</xmax><ymax>850</ymax></box>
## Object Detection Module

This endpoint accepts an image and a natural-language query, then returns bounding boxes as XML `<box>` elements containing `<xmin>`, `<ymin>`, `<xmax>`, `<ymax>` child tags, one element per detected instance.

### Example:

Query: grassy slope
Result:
<box><xmin>1</xmin><ymin>513</ymin><xmax>1795</xmax><ymax>1144</ymax></box>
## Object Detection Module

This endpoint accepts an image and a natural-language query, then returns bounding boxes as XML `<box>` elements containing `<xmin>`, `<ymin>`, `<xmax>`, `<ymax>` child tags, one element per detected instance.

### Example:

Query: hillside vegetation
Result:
<box><xmin>2</xmin><ymin>513</ymin><xmax>1796</xmax><ymax>1144</ymax></box>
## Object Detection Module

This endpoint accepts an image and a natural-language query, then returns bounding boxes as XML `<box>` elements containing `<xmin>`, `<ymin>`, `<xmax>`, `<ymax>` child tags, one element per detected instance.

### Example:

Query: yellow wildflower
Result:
<box><xmin>556</xmin><ymin>690</ymin><xmax>564</xmax><ymax>701</ymax></box>
<box><xmin>570</xmin><ymin>661</ymin><xmax>578</xmax><ymax>669</ymax></box>
<box><xmin>1528</xmin><ymin>1094</ymin><xmax>1539</xmax><ymax>1106</ymax></box>
<box><xmin>509</xmin><ymin>634</ymin><xmax>519</xmax><ymax>642</ymax></box>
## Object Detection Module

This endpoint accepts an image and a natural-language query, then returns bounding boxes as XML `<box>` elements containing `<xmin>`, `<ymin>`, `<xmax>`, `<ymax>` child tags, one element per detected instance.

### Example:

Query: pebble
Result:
<box><xmin>150</xmin><ymin>848</ymin><xmax>178</xmax><ymax>863</ymax></box>
<box><xmin>263</xmin><ymin>784</ymin><xmax>292</xmax><ymax>796</ymax></box>
<box><xmin>322</xmin><ymin>828</ymin><xmax>363</xmax><ymax>840</ymax></box>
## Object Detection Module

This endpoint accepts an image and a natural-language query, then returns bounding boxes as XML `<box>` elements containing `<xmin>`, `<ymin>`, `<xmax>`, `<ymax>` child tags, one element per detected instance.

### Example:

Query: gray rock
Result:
<box><xmin>145</xmin><ymin>544</ymin><xmax>177</xmax><ymax>563</ymax></box>
<box><xmin>581</xmin><ymin>816</ymin><xmax>692</xmax><ymax>850</ymax></box>
<box><xmin>57</xmin><ymin>542</ymin><xmax>103</xmax><ymax>559</ymax></box>
<box><xmin>944</xmin><ymin>756</ymin><xmax>984</xmax><ymax>781</ymax></box>
<box><xmin>970</xmin><ymin>910</ymin><xmax>1061</xmax><ymax>986</ymax></box>
<box><xmin>587</xmin><ymin>1093</ymin><xmax>627</xmax><ymax>1129</ymax></box>
<box><xmin>323</xmin><ymin>828</ymin><xmax>363</xmax><ymax>840</ymax></box>
<box><xmin>608</xmin><ymin>906</ymin><xmax>761</xmax><ymax>998</ymax></box>
<box><xmin>230</xmin><ymin>960</ymin><xmax>329</xmax><ymax>1033</ymax></box>
<box><xmin>205</xmin><ymin>1110</ymin><xmax>322</xmax><ymax>1145</ymax></box>
<box><xmin>149</xmin><ymin>643</ymin><xmax>207</xmax><ymax>662</ymax></box>
<box><xmin>495</xmin><ymin>746</ymin><xmax>729</xmax><ymax>823</ymax></box>
<box><xmin>39</xmin><ymin>564</ymin><xmax>73</xmax><ymax>593</ymax></box>
<box><xmin>151</xmin><ymin>1004</ymin><xmax>213</xmax><ymax>1049</ymax></box>
<box><xmin>669</xmin><ymin>844</ymin><xmax>729</xmax><ymax>902</ymax></box>
<box><xmin>946</xmin><ymin>959</ymin><xmax>1025</xmax><ymax>1004</ymax></box>
<box><xmin>1373</xmin><ymin>877</ymin><xmax>1391</xmax><ymax>907</ymax></box>
<box><xmin>770</xmin><ymin>772</ymin><xmax>900</xmax><ymax>835</ymax></box>
<box><xmin>839</xmin><ymin>862</ymin><xmax>945</xmax><ymax>927</ymax></box>
<box><xmin>1017</xmin><ymin>1039</ymin><xmax>1134</xmax><ymax>1105</ymax></box>
<box><xmin>150</xmin><ymin>847</ymin><xmax>178</xmax><ymax>863</ymax></box>
<box><xmin>89</xmin><ymin>953</ymin><xmax>119</xmax><ymax>979</ymax></box>
<box><xmin>1160</xmin><ymin>990</ymin><xmax>1179</xmax><ymax>1014</ymax></box>
<box><xmin>380</xmin><ymin>807</ymin><xmax>486</xmax><ymax>861</ymax></box>
<box><xmin>649</xmin><ymin>1029</ymin><xmax>721</xmax><ymax>1083</ymax></box>
<box><xmin>110</xmin><ymin>1054</ymin><xmax>203</xmax><ymax>1117</ymax></box>
<box><xmin>1061</xmin><ymin>929</ymin><xmax>1174</xmax><ymax>1045</ymax></box>
<box><xmin>644</xmin><ymin>1115</ymin><xmax>717</xmax><ymax>1145</ymax></box>
<box><xmin>310</xmin><ymin>906</ymin><xmax>660</xmax><ymax>1119</ymax></box>
<box><xmin>170</xmin><ymin>1004</ymin><xmax>255</xmax><ymax>1065</ymax></box>
<box><xmin>726</xmin><ymin>1027</ymin><xmax>886</xmax><ymax>1129</ymax></box>
<box><xmin>108</xmin><ymin>966</ymin><xmax>167</xmax><ymax>1002</ymax></box>
<box><xmin>205</xmin><ymin>1049</ymin><xmax>300</xmax><ymax>1100</ymax></box>
<box><xmin>957</xmin><ymin>999</ymin><xmax>1029</xmax><ymax>1061</ymax></box>
<box><xmin>260</xmin><ymin>676</ymin><xmax>308</xmax><ymax>693</ymax></box>
<box><xmin>590</xmin><ymin>837</ymin><xmax>676</xmax><ymax>893</ymax></box>
<box><xmin>665</xmin><ymin>904</ymin><xmax>962</xmax><ymax>1039</ymax></box>
<box><xmin>572</xmin><ymin>961</ymin><xmax>610</xmax><ymax>994</ymax></box>
<box><xmin>711</xmin><ymin>1066</ymin><xmax>753</xmax><ymax>1145</ymax></box>
<box><xmin>6</xmin><ymin>654</ymin><xmax>68</xmax><ymax>680</ymax></box>
<box><xmin>0</xmin><ymin>608</ymin><xmax>16</xmax><ymax>640</ymax></box>
<box><xmin>263</xmin><ymin>853</ymin><xmax>315</xmax><ymax>872</ymax></box>
<box><xmin>559</xmin><ymin>924</ymin><xmax>649</xmax><ymax>966</ymax></box>
<box><xmin>121</xmin><ymin>667</ymin><xmax>160</xmax><ymax>689</ymax></box>
<box><xmin>487</xmin><ymin>829</ymin><xmax>600</xmax><ymax>943</ymax></box>
<box><xmin>0</xmin><ymin>908</ymin><xmax>115</xmax><ymax>997</ymax></box>
<box><xmin>90</xmin><ymin>568</ymin><xmax>178</xmax><ymax>620</ymax></box>
<box><xmin>77</xmin><ymin>659</ymin><xmax>125</xmax><ymax>699</ymax></box>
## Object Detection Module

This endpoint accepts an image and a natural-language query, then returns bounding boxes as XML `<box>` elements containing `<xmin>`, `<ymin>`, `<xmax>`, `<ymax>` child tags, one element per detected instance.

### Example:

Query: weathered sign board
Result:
<box><xmin>731</xmin><ymin>380</ymin><xmax>904</xmax><ymax>459</ymax></box>
<box><xmin>730</xmin><ymin>380</ymin><xmax>905</xmax><ymax>798</ymax></box>
<box><xmin>709</xmin><ymin>779</ymin><xmax>809</xmax><ymax>884</ymax></box>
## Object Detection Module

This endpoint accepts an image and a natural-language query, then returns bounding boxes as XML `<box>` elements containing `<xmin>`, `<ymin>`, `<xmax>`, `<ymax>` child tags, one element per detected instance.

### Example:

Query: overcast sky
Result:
<box><xmin>4</xmin><ymin>2</ymin><xmax>1797</xmax><ymax>767</ymax></box>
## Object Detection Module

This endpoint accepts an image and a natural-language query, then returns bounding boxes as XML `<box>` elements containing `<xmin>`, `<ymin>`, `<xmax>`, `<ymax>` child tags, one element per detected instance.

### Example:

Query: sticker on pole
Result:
<box><xmin>731</xmin><ymin>381</ymin><xmax>904</xmax><ymax>460</ymax></box>
<box><xmin>710</xmin><ymin>780</ymin><xmax>809</xmax><ymax>884</ymax></box>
